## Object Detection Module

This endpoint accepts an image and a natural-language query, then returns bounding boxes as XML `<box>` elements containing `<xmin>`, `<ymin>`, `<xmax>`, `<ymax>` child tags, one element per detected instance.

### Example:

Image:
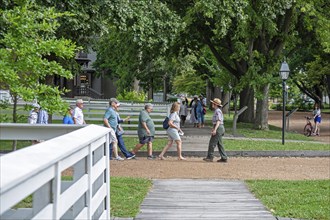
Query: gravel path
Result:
<box><xmin>110</xmin><ymin>157</ymin><xmax>330</xmax><ymax>180</ymax></box>
<box><xmin>111</xmin><ymin>111</ymin><xmax>330</xmax><ymax>180</ymax></box>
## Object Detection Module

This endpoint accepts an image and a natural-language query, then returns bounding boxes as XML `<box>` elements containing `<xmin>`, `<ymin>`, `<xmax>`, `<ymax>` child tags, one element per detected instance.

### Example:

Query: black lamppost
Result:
<box><xmin>279</xmin><ymin>61</ymin><xmax>290</xmax><ymax>145</ymax></box>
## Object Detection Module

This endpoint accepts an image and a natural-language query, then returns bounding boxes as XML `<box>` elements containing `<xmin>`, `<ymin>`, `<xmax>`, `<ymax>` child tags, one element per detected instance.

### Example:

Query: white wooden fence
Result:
<box><xmin>3</xmin><ymin>99</ymin><xmax>172</xmax><ymax>136</ymax></box>
<box><xmin>53</xmin><ymin>100</ymin><xmax>171</xmax><ymax>135</ymax></box>
<box><xmin>0</xmin><ymin>124</ymin><xmax>111</xmax><ymax>220</ymax></box>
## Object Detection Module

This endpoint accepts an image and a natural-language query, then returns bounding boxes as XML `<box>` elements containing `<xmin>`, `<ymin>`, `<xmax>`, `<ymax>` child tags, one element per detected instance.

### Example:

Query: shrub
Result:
<box><xmin>117</xmin><ymin>90</ymin><xmax>147</xmax><ymax>102</ymax></box>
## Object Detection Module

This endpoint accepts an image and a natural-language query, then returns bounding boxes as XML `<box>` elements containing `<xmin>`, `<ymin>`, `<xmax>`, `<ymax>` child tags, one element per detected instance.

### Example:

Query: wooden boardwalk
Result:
<box><xmin>135</xmin><ymin>179</ymin><xmax>275</xmax><ymax>220</ymax></box>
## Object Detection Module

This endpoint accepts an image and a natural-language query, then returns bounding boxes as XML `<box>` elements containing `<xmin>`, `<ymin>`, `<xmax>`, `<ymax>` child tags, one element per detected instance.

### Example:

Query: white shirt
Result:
<box><xmin>73</xmin><ymin>107</ymin><xmax>84</xmax><ymax>125</ymax></box>
<box><xmin>169</xmin><ymin>112</ymin><xmax>181</xmax><ymax>129</ymax></box>
<box><xmin>28</xmin><ymin>111</ymin><xmax>38</xmax><ymax>124</ymax></box>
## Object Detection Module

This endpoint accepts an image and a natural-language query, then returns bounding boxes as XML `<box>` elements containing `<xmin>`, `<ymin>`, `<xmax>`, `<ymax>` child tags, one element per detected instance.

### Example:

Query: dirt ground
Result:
<box><xmin>111</xmin><ymin>111</ymin><xmax>330</xmax><ymax>180</ymax></box>
<box><xmin>268</xmin><ymin>111</ymin><xmax>330</xmax><ymax>144</ymax></box>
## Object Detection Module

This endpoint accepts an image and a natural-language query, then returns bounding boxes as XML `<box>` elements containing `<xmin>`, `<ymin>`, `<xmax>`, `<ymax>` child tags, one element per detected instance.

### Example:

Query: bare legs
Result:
<box><xmin>131</xmin><ymin>142</ymin><xmax>153</xmax><ymax>156</ymax></box>
<box><xmin>159</xmin><ymin>139</ymin><xmax>185</xmax><ymax>160</ymax></box>
<box><xmin>147</xmin><ymin>142</ymin><xmax>152</xmax><ymax>156</ymax></box>
<box><xmin>112</xmin><ymin>141</ymin><xmax>119</xmax><ymax>158</ymax></box>
<box><xmin>131</xmin><ymin>143</ymin><xmax>144</xmax><ymax>155</ymax></box>
<box><xmin>313</xmin><ymin>122</ymin><xmax>320</xmax><ymax>135</ymax></box>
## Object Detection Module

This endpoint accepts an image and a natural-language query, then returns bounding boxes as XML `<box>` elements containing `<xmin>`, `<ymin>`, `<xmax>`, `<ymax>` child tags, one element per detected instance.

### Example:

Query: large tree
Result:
<box><xmin>93</xmin><ymin>0</ymin><xmax>182</xmax><ymax>97</ymax></box>
<box><xmin>94</xmin><ymin>0</ymin><xmax>329</xmax><ymax>129</ymax></box>
<box><xmin>164</xmin><ymin>0</ymin><xmax>329</xmax><ymax>129</ymax></box>
<box><xmin>0</xmin><ymin>2</ymin><xmax>78</xmax><ymax>121</ymax></box>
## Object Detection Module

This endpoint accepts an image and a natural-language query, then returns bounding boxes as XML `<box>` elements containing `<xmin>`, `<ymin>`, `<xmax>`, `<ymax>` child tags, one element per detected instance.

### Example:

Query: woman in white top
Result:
<box><xmin>312</xmin><ymin>103</ymin><xmax>321</xmax><ymax>136</ymax></box>
<box><xmin>28</xmin><ymin>103</ymin><xmax>40</xmax><ymax>124</ymax></box>
<box><xmin>159</xmin><ymin>102</ymin><xmax>186</xmax><ymax>160</ymax></box>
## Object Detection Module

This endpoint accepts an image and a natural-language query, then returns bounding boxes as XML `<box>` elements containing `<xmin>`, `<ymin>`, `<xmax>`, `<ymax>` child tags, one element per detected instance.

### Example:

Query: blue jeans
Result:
<box><xmin>114</xmin><ymin>134</ymin><xmax>134</xmax><ymax>158</ymax></box>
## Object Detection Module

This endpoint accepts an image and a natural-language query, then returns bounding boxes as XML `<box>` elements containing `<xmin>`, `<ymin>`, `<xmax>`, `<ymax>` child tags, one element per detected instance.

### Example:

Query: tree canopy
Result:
<box><xmin>0</xmin><ymin>2</ymin><xmax>78</xmax><ymax>119</ymax></box>
<box><xmin>94</xmin><ymin>0</ymin><xmax>329</xmax><ymax>129</ymax></box>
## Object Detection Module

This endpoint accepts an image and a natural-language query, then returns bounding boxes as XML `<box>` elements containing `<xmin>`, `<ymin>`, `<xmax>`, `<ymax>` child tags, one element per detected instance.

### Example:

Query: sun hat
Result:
<box><xmin>210</xmin><ymin>98</ymin><xmax>222</xmax><ymax>107</ymax></box>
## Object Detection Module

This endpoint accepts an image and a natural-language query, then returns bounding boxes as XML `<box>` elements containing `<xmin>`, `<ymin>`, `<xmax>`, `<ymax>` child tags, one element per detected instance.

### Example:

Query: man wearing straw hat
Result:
<box><xmin>203</xmin><ymin>98</ymin><xmax>228</xmax><ymax>163</ymax></box>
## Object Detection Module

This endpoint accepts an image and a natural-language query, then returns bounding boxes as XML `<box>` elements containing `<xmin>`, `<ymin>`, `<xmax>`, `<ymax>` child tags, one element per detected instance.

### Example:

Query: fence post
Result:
<box><xmin>232</xmin><ymin>106</ymin><xmax>248</xmax><ymax>136</ymax></box>
<box><xmin>286</xmin><ymin>108</ymin><xmax>298</xmax><ymax>131</ymax></box>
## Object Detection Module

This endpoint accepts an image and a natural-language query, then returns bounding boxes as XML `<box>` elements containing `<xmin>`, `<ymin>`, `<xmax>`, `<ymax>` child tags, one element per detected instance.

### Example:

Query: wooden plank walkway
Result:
<box><xmin>135</xmin><ymin>179</ymin><xmax>276</xmax><ymax>220</ymax></box>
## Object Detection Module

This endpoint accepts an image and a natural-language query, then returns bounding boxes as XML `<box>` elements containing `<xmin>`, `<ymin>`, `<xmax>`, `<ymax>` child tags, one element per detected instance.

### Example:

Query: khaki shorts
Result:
<box><xmin>109</xmin><ymin>127</ymin><xmax>118</xmax><ymax>143</ymax></box>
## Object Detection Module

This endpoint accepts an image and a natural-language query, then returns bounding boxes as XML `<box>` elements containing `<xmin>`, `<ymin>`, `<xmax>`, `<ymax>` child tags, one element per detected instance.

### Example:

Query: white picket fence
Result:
<box><xmin>0</xmin><ymin>124</ymin><xmax>111</xmax><ymax>220</ymax></box>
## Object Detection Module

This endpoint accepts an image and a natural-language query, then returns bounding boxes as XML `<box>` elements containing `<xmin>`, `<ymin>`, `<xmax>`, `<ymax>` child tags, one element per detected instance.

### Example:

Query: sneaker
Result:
<box><xmin>217</xmin><ymin>158</ymin><xmax>228</xmax><ymax>163</ymax></box>
<box><xmin>203</xmin><ymin>157</ymin><xmax>213</xmax><ymax>162</ymax></box>
<box><xmin>127</xmin><ymin>154</ymin><xmax>136</xmax><ymax>160</ymax></box>
<box><xmin>147</xmin><ymin>155</ymin><xmax>157</xmax><ymax>160</ymax></box>
<box><xmin>114</xmin><ymin>156</ymin><xmax>124</xmax><ymax>161</ymax></box>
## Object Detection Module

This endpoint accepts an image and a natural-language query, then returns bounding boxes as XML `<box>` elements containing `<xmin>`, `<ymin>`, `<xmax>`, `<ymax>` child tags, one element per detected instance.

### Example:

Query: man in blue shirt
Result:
<box><xmin>103</xmin><ymin>98</ymin><xmax>123</xmax><ymax>161</ymax></box>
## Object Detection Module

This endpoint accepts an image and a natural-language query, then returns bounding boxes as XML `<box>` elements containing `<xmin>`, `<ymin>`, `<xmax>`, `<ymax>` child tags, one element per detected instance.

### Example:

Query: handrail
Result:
<box><xmin>0</xmin><ymin>125</ymin><xmax>111</xmax><ymax>220</ymax></box>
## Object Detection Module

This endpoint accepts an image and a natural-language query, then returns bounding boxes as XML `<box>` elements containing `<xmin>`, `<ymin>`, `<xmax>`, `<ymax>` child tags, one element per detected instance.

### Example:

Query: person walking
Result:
<box><xmin>114</xmin><ymin>103</ymin><xmax>136</xmax><ymax>159</ymax></box>
<box><xmin>189</xmin><ymin>95</ymin><xmax>199</xmax><ymax>127</ymax></box>
<box><xmin>63</xmin><ymin>106</ymin><xmax>74</xmax><ymax>124</ymax></box>
<box><xmin>73</xmin><ymin>99</ymin><xmax>86</xmax><ymax>125</ymax></box>
<box><xmin>28</xmin><ymin>103</ymin><xmax>40</xmax><ymax>144</ymax></box>
<box><xmin>37</xmin><ymin>106</ymin><xmax>48</xmax><ymax>124</ymax></box>
<box><xmin>103</xmin><ymin>98</ymin><xmax>124</xmax><ymax>161</ymax></box>
<box><xmin>199</xmin><ymin>94</ymin><xmax>206</xmax><ymax>127</ymax></box>
<box><xmin>131</xmin><ymin>103</ymin><xmax>156</xmax><ymax>159</ymax></box>
<box><xmin>203</xmin><ymin>98</ymin><xmax>228</xmax><ymax>163</ymax></box>
<box><xmin>28</xmin><ymin>103</ymin><xmax>40</xmax><ymax>124</ymax></box>
<box><xmin>159</xmin><ymin>102</ymin><xmax>186</xmax><ymax>160</ymax></box>
<box><xmin>312</xmin><ymin>103</ymin><xmax>321</xmax><ymax>136</ymax></box>
<box><xmin>179</xmin><ymin>97</ymin><xmax>188</xmax><ymax>127</ymax></box>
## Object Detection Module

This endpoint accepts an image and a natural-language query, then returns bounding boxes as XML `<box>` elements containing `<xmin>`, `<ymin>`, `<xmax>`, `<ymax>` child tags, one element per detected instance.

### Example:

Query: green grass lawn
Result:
<box><xmin>110</xmin><ymin>177</ymin><xmax>152</xmax><ymax>217</ymax></box>
<box><xmin>121</xmin><ymin>137</ymin><xmax>328</xmax><ymax>151</ymax></box>
<box><xmin>1</xmin><ymin>136</ymin><xmax>328</xmax><ymax>152</ymax></box>
<box><xmin>246</xmin><ymin>180</ymin><xmax>330</xmax><ymax>220</ymax></box>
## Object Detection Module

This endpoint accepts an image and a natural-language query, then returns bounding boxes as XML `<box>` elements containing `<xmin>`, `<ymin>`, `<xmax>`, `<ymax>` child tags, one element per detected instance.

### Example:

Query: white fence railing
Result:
<box><xmin>0</xmin><ymin>124</ymin><xmax>111</xmax><ymax>220</ymax></box>
<box><xmin>2</xmin><ymin>100</ymin><xmax>172</xmax><ymax>136</ymax></box>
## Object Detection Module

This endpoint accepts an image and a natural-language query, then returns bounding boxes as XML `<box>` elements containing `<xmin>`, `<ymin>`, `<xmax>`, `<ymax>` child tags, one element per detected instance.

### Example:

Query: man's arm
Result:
<box><xmin>142</xmin><ymin>122</ymin><xmax>150</xmax><ymax>135</ymax></box>
<box><xmin>103</xmin><ymin>118</ymin><xmax>110</xmax><ymax>128</ymax></box>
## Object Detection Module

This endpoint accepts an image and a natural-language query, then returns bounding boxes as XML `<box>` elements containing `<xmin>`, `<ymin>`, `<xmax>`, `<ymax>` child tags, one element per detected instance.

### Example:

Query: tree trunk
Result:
<box><xmin>213</xmin><ymin>86</ymin><xmax>222</xmax><ymax>100</ymax></box>
<box><xmin>12</xmin><ymin>94</ymin><xmax>18</xmax><ymax>123</ymax></box>
<box><xmin>12</xmin><ymin>94</ymin><xmax>18</xmax><ymax>151</ymax></box>
<box><xmin>148</xmin><ymin>77</ymin><xmax>153</xmax><ymax>101</ymax></box>
<box><xmin>326</xmin><ymin>75</ymin><xmax>330</xmax><ymax>98</ymax></box>
<box><xmin>238</xmin><ymin>86</ymin><xmax>254</xmax><ymax>123</ymax></box>
<box><xmin>222</xmin><ymin>92</ymin><xmax>230</xmax><ymax>114</ymax></box>
<box><xmin>254</xmin><ymin>84</ymin><xmax>270</xmax><ymax>130</ymax></box>
<box><xmin>206</xmin><ymin>79</ymin><xmax>212</xmax><ymax>106</ymax></box>
<box><xmin>163</xmin><ymin>75</ymin><xmax>169</xmax><ymax>102</ymax></box>
<box><xmin>133</xmin><ymin>78</ymin><xmax>140</xmax><ymax>91</ymax></box>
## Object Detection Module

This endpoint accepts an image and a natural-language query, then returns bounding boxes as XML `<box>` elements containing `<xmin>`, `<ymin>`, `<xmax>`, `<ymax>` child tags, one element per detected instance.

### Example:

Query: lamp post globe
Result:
<box><xmin>279</xmin><ymin>61</ymin><xmax>290</xmax><ymax>145</ymax></box>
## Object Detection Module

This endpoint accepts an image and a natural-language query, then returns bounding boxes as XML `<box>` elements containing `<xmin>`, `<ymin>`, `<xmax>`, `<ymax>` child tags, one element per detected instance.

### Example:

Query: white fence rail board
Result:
<box><xmin>0</xmin><ymin>123</ymin><xmax>86</xmax><ymax>140</ymax></box>
<box><xmin>0</xmin><ymin>124</ymin><xmax>111</xmax><ymax>220</ymax></box>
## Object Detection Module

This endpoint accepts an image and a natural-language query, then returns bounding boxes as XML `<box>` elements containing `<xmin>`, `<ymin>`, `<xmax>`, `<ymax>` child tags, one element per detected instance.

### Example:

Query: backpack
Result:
<box><xmin>162</xmin><ymin>116</ymin><xmax>169</xmax><ymax>129</ymax></box>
